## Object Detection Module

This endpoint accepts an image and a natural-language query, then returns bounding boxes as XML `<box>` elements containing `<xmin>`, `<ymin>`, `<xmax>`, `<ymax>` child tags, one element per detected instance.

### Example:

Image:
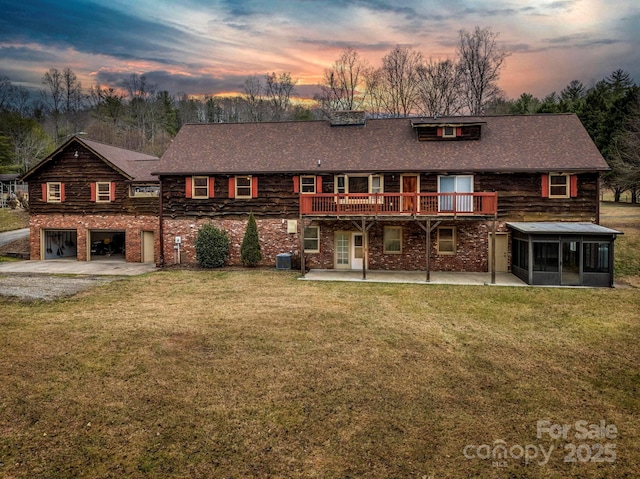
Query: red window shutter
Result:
<box><xmin>110</xmin><ymin>181</ymin><xmax>116</xmax><ymax>201</ymax></box>
<box><xmin>456</xmin><ymin>127</ymin><xmax>462</xmax><ymax>136</ymax></box>
<box><xmin>293</xmin><ymin>176</ymin><xmax>299</xmax><ymax>193</ymax></box>
<box><xmin>185</xmin><ymin>177</ymin><xmax>192</xmax><ymax>198</ymax></box>
<box><xmin>60</xmin><ymin>183</ymin><xmax>66</xmax><ymax>202</ymax></box>
<box><xmin>228</xmin><ymin>177</ymin><xmax>235</xmax><ymax>198</ymax></box>
<box><xmin>437</xmin><ymin>127</ymin><xmax>442</xmax><ymax>137</ymax></box>
<box><xmin>570</xmin><ymin>175</ymin><xmax>578</xmax><ymax>197</ymax></box>
<box><xmin>316</xmin><ymin>176</ymin><xmax>323</xmax><ymax>193</ymax></box>
<box><xmin>90</xmin><ymin>182</ymin><xmax>97</xmax><ymax>202</ymax></box>
<box><xmin>251</xmin><ymin>176</ymin><xmax>258</xmax><ymax>198</ymax></box>
<box><xmin>541</xmin><ymin>174</ymin><xmax>549</xmax><ymax>198</ymax></box>
<box><xmin>42</xmin><ymin>183</ymin><xmax>47</xmax><ymax>202</ymax></box>
<box><xmin>209</xmin><ymin>177</ymin><xmax>215</xmax><ymax>198</ymax></box>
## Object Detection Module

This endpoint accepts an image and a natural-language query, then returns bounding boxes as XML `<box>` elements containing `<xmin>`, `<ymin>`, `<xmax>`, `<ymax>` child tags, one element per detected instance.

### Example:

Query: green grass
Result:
<box><xmin>0</xmin><ymin>208</ymin><xmax>29</xmax><ymax>232</ymax></box>
<box><xmin>0</xmin><ymin>270</ymin><xmax>638</xmax><ymax>478</ymax></box>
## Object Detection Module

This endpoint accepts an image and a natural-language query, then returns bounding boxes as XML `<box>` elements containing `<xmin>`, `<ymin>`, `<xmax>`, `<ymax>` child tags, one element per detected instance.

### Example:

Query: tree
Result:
<box><xmin>240</xmin><ymin>212</ymin><xmax>262</xmax><ymax>267</ymax></box>
<box><xmin>372</xmin><ymin>46</ymin><xmax>423</xmax><ymax>117</ymax></box>
<box><xmin>315</xmin><ymin>47</ymin><xmax>370</xmax><ymax>116</ymax></box>
<box><xmin>195</xmin><ymin>223</ymin><xmax>230</xmax><ymax>268</ymax></box>
<box><xmin>242</xmin><ymin>75</ymin><xmax>265</xmax><ymax>122</ymax></box>
<box><xmin>264</xmin><ymin>72</ymin><xmax>297</xmax><ymax>121</ymax></box>
<box><xmin>416</xmin><ymin>58</ymin><xmax>464</xmax><ymax>117</ymax></box>
<box><xmin>41</xmin><ymin>67</ymin><xmax>65</xmax><ymax>141</ymax></box>
<box><xmin>457</xmin><ymin>26</ymin><xmax>509</xmax><ymax>115</ymax></box>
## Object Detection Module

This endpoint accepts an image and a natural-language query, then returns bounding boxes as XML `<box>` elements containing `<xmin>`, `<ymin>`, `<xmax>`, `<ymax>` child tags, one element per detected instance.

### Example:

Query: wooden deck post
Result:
<box><xmin>362</xmin><ymin>217</ymin><xmax>367</xmax><ymax>280</ymax></box>
<box><xmin>491</xmin><ymin>215</ymin><xmax>496</xmax><ymax>284</ymax></box>
<box><xmin>299</xmin><ymin>214</ymin><xmax>306</xmax><ymax>275</ymax></box>
<box><xmin>426</xmin><ymin>219</ymin><xmax>431</xmax><ymax>282</ymax></box>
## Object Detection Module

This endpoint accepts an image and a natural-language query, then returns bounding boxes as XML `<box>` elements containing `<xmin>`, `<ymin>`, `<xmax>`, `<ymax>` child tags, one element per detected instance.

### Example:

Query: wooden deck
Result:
<box><xmin>300</xmin><ymin>192</ymin><xmax>497</xmax><ymax>216</ymax></box>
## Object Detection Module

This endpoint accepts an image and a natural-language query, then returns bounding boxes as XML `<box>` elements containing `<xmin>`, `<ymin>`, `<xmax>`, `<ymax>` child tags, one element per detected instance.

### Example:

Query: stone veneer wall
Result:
<box><xmin>30</xmin><ymin>214</ymin><xmax>159</xmax><ymax>263</ymax></box>
<box><xmin>162</xmin><ymin>218</ymin><xmax>302</xmax><ymax>267</ymax></box>
<box><xmin>163</xmin><ymin>217</ymin><xmax>509</xmax><ymax>272</ymax></box>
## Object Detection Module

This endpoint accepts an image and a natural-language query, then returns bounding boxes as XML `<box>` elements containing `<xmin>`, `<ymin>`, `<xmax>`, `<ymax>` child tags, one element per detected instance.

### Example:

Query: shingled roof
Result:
<box><xmin>155</xmin><ymin>114</ymin><xmax>609</xmax><ymax>175</ymax></box>
<box><xmin>22</xmin><ymin>136</ymin><xmax>160</xmax><ymax>182</ymax></box>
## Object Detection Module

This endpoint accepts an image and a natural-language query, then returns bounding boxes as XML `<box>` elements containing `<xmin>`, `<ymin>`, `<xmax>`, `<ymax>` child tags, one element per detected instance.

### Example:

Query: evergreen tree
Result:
<box><xmin>240</xmin><ymin>212</ymin><xmax>262</xmax><ymax>267</ymax></box>
<box><xmin>195</xmin><ymin>223</ymin><xmax>229</xmax><ymax>268</ymax></box>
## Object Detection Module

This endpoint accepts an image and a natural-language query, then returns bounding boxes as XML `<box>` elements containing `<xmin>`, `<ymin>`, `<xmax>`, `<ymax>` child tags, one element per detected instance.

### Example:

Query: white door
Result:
<box><xmin>335</xmin><ymin>232</ymin><xmax>350</xmax><ymax>269</ymax></box>
<box><xmin>352</xmin><ymin>233</ymin><xmax>363</xmax><ymax>270</ymax></box>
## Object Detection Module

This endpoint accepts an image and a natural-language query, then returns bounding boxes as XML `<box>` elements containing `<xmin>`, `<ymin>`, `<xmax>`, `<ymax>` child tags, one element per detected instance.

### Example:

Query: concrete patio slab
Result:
<box><xmin>0</xmin><ymin>259</ymin><xmax>157</xmax><ymax>276</ymax></box>
<box><xmin>300</xmin><ymin>269</ymin><xmax>528</xmax><ymax>286</ymax></box>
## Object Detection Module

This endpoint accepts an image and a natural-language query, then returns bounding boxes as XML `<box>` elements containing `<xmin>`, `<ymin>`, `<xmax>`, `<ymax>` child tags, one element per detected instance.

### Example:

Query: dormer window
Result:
<box><xmin>442</xmin><ymin>126</ymin><xmax>456</xmax><ymax>138</ymax></box>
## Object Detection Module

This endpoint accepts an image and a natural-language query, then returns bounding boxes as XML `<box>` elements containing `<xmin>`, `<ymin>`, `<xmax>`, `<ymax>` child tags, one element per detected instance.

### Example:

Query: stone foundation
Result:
<box><xmin>30</xmin><ymin>214</ymin><xmax>160</xmax><ymax>263</ymax></box>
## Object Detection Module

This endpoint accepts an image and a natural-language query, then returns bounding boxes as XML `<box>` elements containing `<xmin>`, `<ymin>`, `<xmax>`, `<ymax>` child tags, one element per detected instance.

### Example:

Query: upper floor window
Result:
<box><xmin>235</xmin><ymin>176</ymin><xmax>252</xmax><ymax>198</ymax></box>
<box><xmin>96</xmin><ymin>182</ymin><xmax>112</xmax><ymax>202</ymax></box>
<box><xmin>549</xmin><ymin>174</ymin><xmax>569</xmax><ymax>198</ymax></box>
<box><xmin>47</xmin><ymin>182</ymin><xmax>62</xmax><ymax>202</ymax></box>
<box><xmin>300</xmin><ymin>176</ymin><xmax>316</xmax><ymax>194</ymax></box>
<box><xmin>192</xmin><ymin>176</ymin><xmax>209</xmax><ymax>199</ymax></box>
<box><xmin>334</xmin><ymin>175</ymin><xmax>384</xmax><ymax>194</ymax></box>
<box><xmin>442</xmin><ymin>126</ymin><xmax>456</xmax><ymax>138</ymax></box>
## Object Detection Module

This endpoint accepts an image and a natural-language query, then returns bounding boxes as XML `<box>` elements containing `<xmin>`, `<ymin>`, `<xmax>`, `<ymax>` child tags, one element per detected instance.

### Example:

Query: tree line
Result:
<box><xmin>0</xmin><ymin>25</ymin><xmax>638</xmax><ymax>202</ymax></box>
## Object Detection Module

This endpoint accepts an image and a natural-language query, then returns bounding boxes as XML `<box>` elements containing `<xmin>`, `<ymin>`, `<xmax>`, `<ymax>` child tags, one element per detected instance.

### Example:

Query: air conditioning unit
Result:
<box><xmin>276</xmin><ymin>253</ymin><xmax>292</xmax><ymax>270</ymax></box>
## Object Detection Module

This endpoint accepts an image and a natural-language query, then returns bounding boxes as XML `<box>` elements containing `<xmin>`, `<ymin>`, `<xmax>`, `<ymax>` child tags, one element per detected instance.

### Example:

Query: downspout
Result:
<box><xmin>596</xmin><ymin>172</ymin><xmax>601</xmax><ymax>224</ymax></box>
<box><xmin>158</xmin><ymin>175</ymin><xmax>165</xmax><ymax>266</ymax></box>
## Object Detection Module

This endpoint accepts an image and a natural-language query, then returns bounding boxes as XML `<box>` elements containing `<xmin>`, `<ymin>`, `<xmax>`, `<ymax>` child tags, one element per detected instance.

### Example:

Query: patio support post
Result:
<box><xmin>426</xmin><ymin>219</ymin><xmax>431</xmax><ymax>282</ymax></box>
<box><xmin>362</xmin><ymin>217</ymin><xmax>367</xmax><ymax>280</ymax></box>
<box><xmin>491</xmin><ymin>215</ymin><xmax>497</xmax><ymax>284</ymax></box>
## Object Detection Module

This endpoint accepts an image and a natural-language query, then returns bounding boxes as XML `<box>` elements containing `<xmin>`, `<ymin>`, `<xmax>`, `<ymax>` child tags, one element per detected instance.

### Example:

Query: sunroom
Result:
<box><xmin>508</xmin><ymin>222</ymin><xmax>622</xmax><ymax>287</ymax></box>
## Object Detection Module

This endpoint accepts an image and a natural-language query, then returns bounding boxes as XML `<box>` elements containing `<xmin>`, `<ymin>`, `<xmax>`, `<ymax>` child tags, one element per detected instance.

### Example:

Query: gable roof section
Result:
<box><xmin>155</xmin><ymin>114</ymin><xmax>609</xmax><ymax>175</ymax></box>
<box><xmin>22</xmin><ymin>136</ymin><xmax>160</xmax><ymax>182</ymax></box>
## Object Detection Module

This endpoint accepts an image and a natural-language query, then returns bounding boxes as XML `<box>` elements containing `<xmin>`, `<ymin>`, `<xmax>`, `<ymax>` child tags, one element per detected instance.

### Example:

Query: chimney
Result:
<box><xmin>329</xmin><ymin>110</ymin><xmax>366</xmax><ymax>126</ymax></box>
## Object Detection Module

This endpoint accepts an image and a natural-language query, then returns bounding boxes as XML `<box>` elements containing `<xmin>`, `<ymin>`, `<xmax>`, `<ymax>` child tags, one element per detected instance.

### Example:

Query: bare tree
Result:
<box><xmin>242</xmin><ymin>75</ymin><xmax>265</xmax><ymax>122</ymax></box>
<box><xmin>374</xmin><ymin>46</ymin><xmax>423</xmax><ymax>117</ymax></box>
<box><xmin>457</xmin><ymin>26</ymin><xmax>509</xmax><ymax>115</ymax></box>
<box><xmin>315</xmin><ymin>47</ymin><xmax>370</xmax><ymax>116</ymax></box>
<box><xmin>416</xmin><ymin>58</ymin><xmax>464</xmax><ymax>117</ymax></box>
<box><xmin>264</xmin><ymin>72</ymin><xmax>297</xmax><ymax>121</ymax></box>
<box><xmin>41</xmin><ymin>68</ymin><xmax>65</xmax><ymax>141</ymax></box>
<box><xmin>62</xmin><ymin>67</ymin><xmax>85</xmax><ymax>133</ymax></box>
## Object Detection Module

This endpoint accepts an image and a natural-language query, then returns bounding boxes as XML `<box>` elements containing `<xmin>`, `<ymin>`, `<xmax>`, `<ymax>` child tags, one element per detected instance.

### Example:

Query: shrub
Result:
<box><xmin>195</xmin><ymin>223</ymin><xmax>229</xmax><ymax>268</ymax></box>
<box><xmin>240</xmin><ymin>212</ymin><xmax>262</xmax><ymax>267</ymax></box>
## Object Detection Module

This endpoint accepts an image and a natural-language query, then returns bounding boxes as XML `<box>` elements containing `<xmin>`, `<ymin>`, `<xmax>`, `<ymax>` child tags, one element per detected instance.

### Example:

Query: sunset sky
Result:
<box><xmin>1</xmin><ymin>0</ymin><xmax>639</xmax><ymax>101</ymax></box>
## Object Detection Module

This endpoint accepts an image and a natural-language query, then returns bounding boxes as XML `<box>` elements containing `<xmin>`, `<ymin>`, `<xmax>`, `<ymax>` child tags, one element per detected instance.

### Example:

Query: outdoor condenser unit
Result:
<box><xmin>276</xmin><ymin>253</ymin><xmax>292</xmax><ymax>270</ymax></box>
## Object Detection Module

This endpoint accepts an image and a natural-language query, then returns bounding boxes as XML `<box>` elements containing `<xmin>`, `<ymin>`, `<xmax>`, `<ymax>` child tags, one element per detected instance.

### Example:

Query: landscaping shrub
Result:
<box><xmin>240</xmin><ymin>212</ymin><xmax>262</xmax><ymax>267</ymax></box>
<box><xmin>195</xmin><ymin>223</ymin><xmax>229</xmax><ymax>268</ymax></box>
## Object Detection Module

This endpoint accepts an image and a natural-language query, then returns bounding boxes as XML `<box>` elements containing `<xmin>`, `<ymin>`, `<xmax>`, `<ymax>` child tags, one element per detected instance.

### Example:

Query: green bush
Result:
<box><xmin>195</xmin><ymin>223</ymin><xmax>229</xmax><ymax>268</ymax></box>
<box><xmin>240</xmin><ymin>212</ymin><xmax>262</xmax><ymax>267</ymax></box>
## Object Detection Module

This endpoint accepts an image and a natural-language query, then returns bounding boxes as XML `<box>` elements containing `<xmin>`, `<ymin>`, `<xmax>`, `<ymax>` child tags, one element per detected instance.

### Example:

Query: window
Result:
<box><xmin>130</xmin><ymin>185</ymin><xmax>159</xmax><ymax>198</ymax></box>
<box><xmin>583</xmin><ymin>242</ymin><xmax>609</xmax><ymax>273</ymax></box>
<box><xmin>304</xmin><ymin>226</ymin><xmax>320</xmax><ymax>253</ymax></box>
<box><xmin>236</xmin><ymin>176</ymin><xmax>252</xmax><ymax>198</ymax></box>
<box><xmin>300</xmin><ymin>176</ymin><xmax>316</xmax><ymax>194</ymax></box>
<box><xmin>192</xmin><ymin>176</ymin><xmax>209</xmax><ymax>198</ymax></box>
<box><xmin>512</xmin><ymin>238</ymin><xmax>529</xmax><ymax>270</ymax></box>
<box><xmin>371</xmin><ymin>175</ymin><xmax>383</xmax><ymax>194</ymax></box>
<box><xmin>442</xmin><ymin>126</ymin><xmax>456</xmax><ymax>138</ymax></box>
<box><xmin>549</xmin><ymin>174</ymin><xmax>569</xmax><ymax>198</ymax></box>
<box><xmin>96</xmin><ymin>182</ymin><xmax>112</xmax><ymax>202</ymax></box>
<box><xmin>47</xmin><ymin>182</ymin><xmax>62</xmax><ymax>202</ymax></box>
<box><xmin>437</xmin><ymin>227</ymin><xmax>456</xmax><ymax>254</ymax></box>
<box><xmin>334</xmin><ymin>175</ymin><xmax>384</xmax><ymax>194</ymax></box>
<box><xmin>533</xmin><ymin>242</ymin><xmax>559</xmax><ymax>272</ymax></box>
<box><xmin>383</xmin><ymin>226</ymin><xmax>402</xmax><ymax>254</ymax></box>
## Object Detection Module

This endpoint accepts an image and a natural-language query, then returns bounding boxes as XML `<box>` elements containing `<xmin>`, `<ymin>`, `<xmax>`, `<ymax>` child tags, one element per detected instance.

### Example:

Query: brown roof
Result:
<box><xmin>156</xmin><ymin>114</ymin><xmax>609</xmax><ymax>175</ymax></box>
<box><xmin>22</xmin><ymin>136</ymin><xmax>159</xmax><ymax>182</ymax></box>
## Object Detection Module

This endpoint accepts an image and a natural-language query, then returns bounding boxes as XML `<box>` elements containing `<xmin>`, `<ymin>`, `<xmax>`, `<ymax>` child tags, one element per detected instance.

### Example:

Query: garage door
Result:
<box><xmin>89</xmin><ymin>230</ymin><xmax>126</xmax><ymax>262</ymax></box>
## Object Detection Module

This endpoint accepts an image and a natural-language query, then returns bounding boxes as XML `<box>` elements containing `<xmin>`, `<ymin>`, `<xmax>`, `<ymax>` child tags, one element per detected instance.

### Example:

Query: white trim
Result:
<box><xmin>47</xmin><ymin>182</ymin><xmax>62</xmax><ymax>202</ymax></box>
<box><xmin>548</xmin><ymin>173</ymin><xmax>570</xmax><ymax>198</ymax></box>
<box><xmin>96</xmin><ymin>181</ymin><xmax>112</xmax><ymax>202</ymax></box>
<box><xmin>437</xmin><ymin>226</ymin><xmax>456</xmax><ymax>255</ymax></box>
<box><xmin>192</xmin><ymin>176</ymin><xmax>209</xmax><ymax>199</ymax></box>
<box><xmin>303</xmin><ymin>225</ymin><xmax>320</xmax><ymax>253</ymax></box>
<box><xmin>300</xmin><ymin>175</ymin><xmax>316</xmax><ymax>194</ymax></box>
<box><xmin>383</xmin><ymin>226</ymin><xmax>402</xmax><ymax>254</ymax></box>
<box><xmin>235</xmin><ymin>175</ymin><xmax>252</xmax><ymax>198</ymax></box>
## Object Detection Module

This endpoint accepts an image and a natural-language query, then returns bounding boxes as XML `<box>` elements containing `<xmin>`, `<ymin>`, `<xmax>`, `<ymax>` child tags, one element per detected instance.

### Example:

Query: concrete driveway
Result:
<box><xmin>0</xmin><ymin>259</ymin><xmax>157</xmax><ymax>276</ymax></box>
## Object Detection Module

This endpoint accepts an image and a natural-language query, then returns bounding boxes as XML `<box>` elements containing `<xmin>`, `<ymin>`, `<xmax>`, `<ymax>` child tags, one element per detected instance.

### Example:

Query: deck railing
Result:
<box><xmin>300</xmin><ymin>192</ymin><xmax>497</xmax><ymax>216</ymax></box>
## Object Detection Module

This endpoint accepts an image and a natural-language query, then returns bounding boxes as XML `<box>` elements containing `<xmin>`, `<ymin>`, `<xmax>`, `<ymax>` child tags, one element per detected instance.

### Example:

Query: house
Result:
<box><xmin>155</xmin><ymin>112</ymin><xmax>621</xmax><ymax>287</ymax></box>
<box><xmin>21</xmin><ymin>136</ymin><xmax>160</xmax><ymax>263</ymax></box>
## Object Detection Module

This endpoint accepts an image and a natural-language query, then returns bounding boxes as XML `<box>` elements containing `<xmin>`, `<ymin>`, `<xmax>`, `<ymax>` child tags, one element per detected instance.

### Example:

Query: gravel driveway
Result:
<box><xmin>0</xmin><ymin>273</ymin><xmax>124</xmax><ymax>301</ymax></box>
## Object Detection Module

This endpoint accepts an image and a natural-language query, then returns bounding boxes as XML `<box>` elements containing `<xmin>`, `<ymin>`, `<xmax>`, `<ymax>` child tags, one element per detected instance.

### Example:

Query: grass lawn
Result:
<box><xmin>1</xmin><ymin>272</ymin><xmax>639</xmax><ymax>478</ymax></box>
<box><xmin>0</xmin><ymin>208</ymin><xmax>29</xmax><ymax>232</ymax></box>
<box><xmin>0</xmin><ymin>203</ymin><xmax>639</xmax><ymax>478</ymax></box>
